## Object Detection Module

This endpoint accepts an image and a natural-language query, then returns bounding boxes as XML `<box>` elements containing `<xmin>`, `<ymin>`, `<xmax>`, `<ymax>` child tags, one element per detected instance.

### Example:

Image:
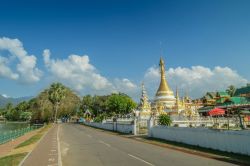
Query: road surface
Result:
<box><xmin>59</xmin><ymin>123</ymin><xmax>237</xmax><ymax>166</ymax></box>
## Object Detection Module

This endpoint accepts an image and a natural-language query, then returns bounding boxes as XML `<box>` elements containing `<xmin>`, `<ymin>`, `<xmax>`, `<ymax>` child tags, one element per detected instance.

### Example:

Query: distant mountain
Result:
<box><xmin>0</xmin><ymin>95</ymin><xmax>33</xmax><ymax>108</ymax></box>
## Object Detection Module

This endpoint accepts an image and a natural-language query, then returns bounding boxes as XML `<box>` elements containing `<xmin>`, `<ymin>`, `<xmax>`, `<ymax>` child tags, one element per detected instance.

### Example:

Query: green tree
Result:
<box><xmin>30</xmin><ymin>89</ymin><xmax>53</xmax><ymax>123</ymax></box>
<box><xmin>5</xmin><ymin>109</ymin><xmax>20</xmax><ymax>121</ymax></box>
<box><xmin>80</xmin><ymin>95</ymin><xmax>93</xmax><ymax>113</ymax></box>
<box><xmin>158</xmin><ymin>114</ymin><xmax>172</xmax><ymax>126</ymax></box>
<box><xmin>79</xmin><ymin>95</ymin><xmax>109</xmax><ymax>118</ymax></box>
<box><xmin>5</xmin><ymin>103</ymin><xmax>13</xmax><ymax>111</ymax></box>
<box><xmin>20</xmin><ymin>112</ymin><xmax>32</xmax><ymax>121</ymax></box>
<box><xmin>16</xmin><ymin>101</ymin><xmax>29</xmax><ymax>112</ymax></box>
<box><xmin>29</xmin><ymin>84</ymin><xmax>80</xmax><ymax>123</ymax></box>
<box><xmin>57</xmin><ymin>90</ymin><xmax>80</xmax><ymax>118</ymax></box>
<box><xmin>106</xmin><ymin>93</ymin><xmax>137</xmax><ymax>116</ymax></box>
<box><xmin>48</xmin><ymin>83</ymin><xmax>67</xmax><ymax>123</ymax></box>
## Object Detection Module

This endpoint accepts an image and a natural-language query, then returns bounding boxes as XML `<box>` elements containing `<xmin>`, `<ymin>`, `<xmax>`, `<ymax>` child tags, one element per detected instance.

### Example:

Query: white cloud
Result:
<box><xmin>113</xmin><ymin>78</ymin><xmax>138</xmax><ymax>96</ymax></box>
<box><xmin>43</xmin><ymin>50</ymin><xmax>138</xmax><ymax>96</ymax></box>
<box><xmin>114</xmin><ymin>78</ymin><xmax>137</xmax><ymax>90</ymax></box>
<box><xmin>1</xmin><ymin>94</ymin><xmax>9</xmax><ymax>98</ymax></box>
<box><xmin>0</xmin><ymin>37</ymin><xmax>42</xmax><ymax>83</ymax></box>
<box><xmin>0</xmin><ymin>56</ymin><xmax>19</xmax><ymax>80</ymax></box>
<box><xmin>144</xmin><ymin>66</ymin><xmax>248</xmax><ymax>99</ymax></box>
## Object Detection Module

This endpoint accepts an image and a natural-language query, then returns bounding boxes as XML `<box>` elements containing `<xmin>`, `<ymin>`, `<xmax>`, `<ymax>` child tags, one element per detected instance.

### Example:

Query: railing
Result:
<box><xmin>105</xmin><ymin>118</ymin><xmax>134</xmax><ymax>124</ymax></box>
<box><xmin>0</xmin><ymin>125</ymin><xmax>41</xmax><ymax>145</ymax></box>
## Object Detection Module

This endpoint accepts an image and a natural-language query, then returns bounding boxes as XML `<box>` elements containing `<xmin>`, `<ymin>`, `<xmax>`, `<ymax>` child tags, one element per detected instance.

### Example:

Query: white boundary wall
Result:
<box><xmin>84</xmin><ymin>122</ymin><xmax>113</xmax><ymax>130</ymax></box>
<box><xmin>83</xmin><ymin>121</ymin><xmax>135</xmax><ymax>134</ymax></box>
<box><xmin>149</xmin><ymin>126</ymin><xmax>250</xmax><ymax>156</ymax></box>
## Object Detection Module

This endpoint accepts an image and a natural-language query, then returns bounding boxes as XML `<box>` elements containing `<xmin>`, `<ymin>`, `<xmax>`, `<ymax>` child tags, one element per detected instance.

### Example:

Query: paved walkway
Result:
<box><xmin>21</xmin><ymin>124</ymin><xmax>61</xmax><ymax>166</ymax></box>
<box><xmin>0</xmin><ymin>130</ymin><xmax>38</xmax><ymax>157</ymax></box>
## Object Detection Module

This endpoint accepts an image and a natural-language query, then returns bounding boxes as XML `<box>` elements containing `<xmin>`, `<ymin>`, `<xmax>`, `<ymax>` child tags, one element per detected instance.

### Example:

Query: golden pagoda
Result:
<box><xmin>153</xmin><ymin>57</ymin><xmax>176</xmax><ymax>112</ymax></box>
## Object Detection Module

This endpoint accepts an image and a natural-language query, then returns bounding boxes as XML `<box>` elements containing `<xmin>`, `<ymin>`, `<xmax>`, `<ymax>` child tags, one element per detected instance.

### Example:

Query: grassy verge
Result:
<box><xmin>15</xmin><ymin>124</ymin><xmax>51</xmax><ymax>149</ymax></box>
<box><xmin>15</xmin><ymin>134</ymin><xmax>42</xmax><ymax>149</ymax></box>
<box><xmin>0</xmin><ymin>153</ymin><xmax>27</xmax><ymax>166</ymax></box>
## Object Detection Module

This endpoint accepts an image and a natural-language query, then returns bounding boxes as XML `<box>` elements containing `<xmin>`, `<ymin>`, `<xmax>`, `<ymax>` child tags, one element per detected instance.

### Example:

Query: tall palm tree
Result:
<box><xmin>48</xmin><ymin>83</ymin><xmax>66</xmax><ymax>123</ymax></box>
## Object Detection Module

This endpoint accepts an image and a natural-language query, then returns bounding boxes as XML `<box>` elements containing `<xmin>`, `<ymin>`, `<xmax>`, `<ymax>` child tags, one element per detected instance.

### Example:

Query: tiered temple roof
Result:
<box><xmin>138</xmin><ymin>83</ymin><xmax>151</xmax><ymax>111</ymax></box>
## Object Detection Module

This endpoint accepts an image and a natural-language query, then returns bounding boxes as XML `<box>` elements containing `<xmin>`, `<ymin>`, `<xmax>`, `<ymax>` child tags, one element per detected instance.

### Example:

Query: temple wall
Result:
<box><xmin>148</xmin><ymin>126</ymin><xmax>250</xmax><ymax>156</ymax></box>
<box><xmin>83</xmin><ymin>121</ymin><xmax>134</xmax><ymax>134</ymax></box>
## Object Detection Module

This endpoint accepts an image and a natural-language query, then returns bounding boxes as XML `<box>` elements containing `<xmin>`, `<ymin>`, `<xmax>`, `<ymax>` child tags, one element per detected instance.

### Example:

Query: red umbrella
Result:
<box><xmin>208</xmin><ymin>108</ymin><xmax>225</xmax><ymax>116</ymax></box>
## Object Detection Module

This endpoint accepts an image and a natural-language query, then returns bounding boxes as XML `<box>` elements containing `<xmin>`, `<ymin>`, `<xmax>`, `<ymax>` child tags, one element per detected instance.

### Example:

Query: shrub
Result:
<box><xmin>93</xmin><ymin>115</ymin><xmax>104</xmax><ymax>123</ymax></box>
<box><xmin>173</xmin><ymin>124</ymin><xmax>179</xmax><ymax>127</ymax></box>
<box><xmin>158</xmin><ymin>114</ymin><xmax>172</xmax><ymax>126</ymax></box>
<box><xmin>222</xmin><ymin>123</ymin><xmax>228</xmax><ymax>128</ymax></box>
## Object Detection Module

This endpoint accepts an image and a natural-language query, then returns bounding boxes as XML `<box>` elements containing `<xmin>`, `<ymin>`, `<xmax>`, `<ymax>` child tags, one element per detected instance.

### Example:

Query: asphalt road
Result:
<box><xmin>59</xmin><ymin>123</ymin><xmax>238</xmax><ymax>166</ymax></box>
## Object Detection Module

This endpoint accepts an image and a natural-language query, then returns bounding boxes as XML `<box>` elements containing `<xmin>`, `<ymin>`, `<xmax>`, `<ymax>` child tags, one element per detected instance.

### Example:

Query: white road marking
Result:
<box><xmin>49</xmin><ymin>153</ymin><xmax>58</xmax><ymax>156</ymax></box>
<box><xmin>128</xmin><ymin>154</ymin><xmax>155</xmax><ymax>166</ymax></box>
<box><xmin>87</xmin><ymin>134</ymin><xmax>92</xmax><ymax>138</ymax></box>
<box><xmin>48</xmin><ymin>158</ymin><xmax>55</xmax><ymax>162</ymax></box>
<box><xmin>51</xmin><ymin>149</ymin><xmax>57</xmax><ymax>152</ymax></box>
<box><xmin>47</xmin><ymin>164</ymin><xmax>58</xmax><ymax>166</ymax></box>
<box><xmin>98</xmin><ymin>140</ymin><xmax>111</xmax><ymax>147</ymax></box>
<box><xmin>57</xmin><ymin>125</ymin><xmax>62</xmax><ymax>166</ymax></box>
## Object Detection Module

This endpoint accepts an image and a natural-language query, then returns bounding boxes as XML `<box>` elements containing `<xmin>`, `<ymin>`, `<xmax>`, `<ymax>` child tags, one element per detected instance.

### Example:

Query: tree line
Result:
<box><xmin>0</xmin><ymin>83</ymin><xmax>137</xmax><ymax>123</ymax></box>
<box><xmin>78</xmin><ymin>93</ymin><xmax>137</xmax><ymax>122</ymax></box>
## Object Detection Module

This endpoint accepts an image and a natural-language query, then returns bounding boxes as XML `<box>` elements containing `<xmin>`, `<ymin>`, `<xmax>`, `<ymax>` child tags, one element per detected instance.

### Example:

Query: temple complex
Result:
<box><xmin>137</xmin><ymin>57</ymin><xmax>200</xmax><ymax>118</ymax></box>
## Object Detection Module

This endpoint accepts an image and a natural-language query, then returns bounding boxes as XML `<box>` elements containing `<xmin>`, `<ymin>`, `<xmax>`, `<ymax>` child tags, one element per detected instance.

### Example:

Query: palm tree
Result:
<box><xmin>48</xmin><ymin>83</ymin><xmax>66</xmax><ymax>123</ymax></box>
<box><xmin>226</xmin><ymin>85</ymin><xmax>236</xmax><ymax>97</ymax></box>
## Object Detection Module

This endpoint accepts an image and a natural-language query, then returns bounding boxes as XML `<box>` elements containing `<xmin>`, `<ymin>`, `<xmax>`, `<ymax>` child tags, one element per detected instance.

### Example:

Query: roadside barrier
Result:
<box><xmin>0</xmin><ymin>125</ymin><xmax>41</xmax><ymax>144</ymax></box>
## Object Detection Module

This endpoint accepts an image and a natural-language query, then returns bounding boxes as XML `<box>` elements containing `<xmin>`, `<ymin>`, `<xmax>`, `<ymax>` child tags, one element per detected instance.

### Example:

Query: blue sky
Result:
<box><xmin>0</xmin><ymin>0</ymin><xmax>250</xmax><ymax>100</ymax></box>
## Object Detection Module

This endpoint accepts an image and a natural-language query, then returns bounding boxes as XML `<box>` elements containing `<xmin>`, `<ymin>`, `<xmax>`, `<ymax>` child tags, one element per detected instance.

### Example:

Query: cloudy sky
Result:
<box><xmin>0</xmin><ymin>0</ymin><xmax>249</xmax><ymax>101</ymax></box>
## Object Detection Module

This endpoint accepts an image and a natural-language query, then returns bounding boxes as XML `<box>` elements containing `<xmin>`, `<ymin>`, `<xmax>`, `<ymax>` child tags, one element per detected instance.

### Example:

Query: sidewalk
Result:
<box><xmin>21</xmin><ymin>124</ymin><xmax>60</xmax><ymax>166</ymax></box>
<box><xmin>0</xmin><ymin>130</ymin><xmax>39</xmax><ymax>157</ymax></box>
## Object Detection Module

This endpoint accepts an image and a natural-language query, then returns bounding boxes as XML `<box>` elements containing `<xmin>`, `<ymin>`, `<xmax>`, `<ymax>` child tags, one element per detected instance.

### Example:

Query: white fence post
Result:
<box><xmin>113</xmin><ymin>122</ymin><xmax>117</xmax><ymax>131</ymax></box>
<box><xmin>133</xmin><ymin>119</ymin><xmax>137</xmax><ymax>135</ymax></box>
<box><xmin>147</xmin><ymin>117</ymin><xmax>154</xmax><ymax>137</ymax></box>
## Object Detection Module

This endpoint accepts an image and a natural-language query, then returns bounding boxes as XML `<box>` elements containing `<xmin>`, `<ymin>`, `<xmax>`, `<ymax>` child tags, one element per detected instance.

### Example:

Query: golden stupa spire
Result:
<box><xmin>156</xmin><ymin>57</ymin><xmax>171</xmax><ymax>95</ymax></box>
<box><xmin>176</xmin><ymin>86</ymin><xmax>179</xmax><ymax>100</ymax></box>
